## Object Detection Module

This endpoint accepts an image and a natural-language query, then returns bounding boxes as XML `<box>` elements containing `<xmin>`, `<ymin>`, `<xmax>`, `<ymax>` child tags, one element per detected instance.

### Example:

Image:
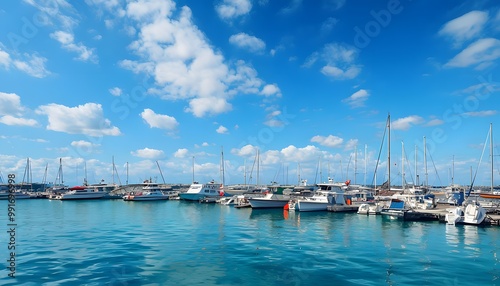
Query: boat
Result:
<box><xmin>445</xmin><ymin>124</ymin><xmax>494</xmax><ymax>226</ymax></box>
<box><xmin>446</xmin><ymin>202</ymin><xmax>487</xmax><ymax>225</ymax></box>
<box><xmin>248</xmin><ymin>192</ymin><xmax>290</xmax><ymax>209</ymax></box>
<box><xmin>199</xmin><ymin>197</ymin><xmax>218</xmax><ymax>203</ymax></box>
<box><xmin>357</xmin><ymin>202</ymin><xmax>382</xmax><ymax>215</ymax></box>
<box><xmin>479</xmin><ymin>191</ymin><xmax>500</xmax><ymax>199</ymax></box>
<box><xmin>248</xmin><ymin>185</ymin><xmax>293</xmax><ymax>209</ymax></box>
<box><xmin>179</xmin><ymin>181</ymin><xmax>224</xmax><ymax>201</ymax></box>
<box><xmin>0</xmin><ymin>190</ymin><xmax>31</xmax><ymax>200</ymax></box>
<box><xmin>380</xmin><ymin>198</ymin><xmax>407</xmax><ymax>219</ymax></box>
<box><xmin>295</xmin><ymin>180</ymin><xmax>347</xmax><ymax>212</ymax></box>
<box><xmin>53</xmin><ymin>186</ymin><xmax>107</xmax><ymax>200</ymax></box>
<box><xmin>123</xmin><ymin>185</ymin><xmax>174</xmax><ymax>201</ymax></box>
<box><xmin>217</xmin><ymin>195</ymin><xmax>247</xmax><ymax>206</ymax></box>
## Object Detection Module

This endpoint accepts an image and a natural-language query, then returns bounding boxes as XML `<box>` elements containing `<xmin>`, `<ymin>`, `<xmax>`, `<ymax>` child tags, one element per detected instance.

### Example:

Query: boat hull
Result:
<box><xmin>179</xmin><ymin>193</ymin><xmax>220</xmax><ymax>201</ymax></box>
<box><xmin>57</xmin><ymin>195</ymin><xmax>106</xmax><ymax>200</ymax></box>
<box><xmin>123</xmin><ymin>196</ymin><xmax>170</xmax><ymax>201</ymax></box>
<box><xmin>248</xmin><ymin>198</ymin><xmax>289</xmax><ymax>209</ymax></box>
<box><xmin>479</xmin><ymin>194</ymin><xmax>500</xmax><ymax>199</ymax></box>
<box><xmin>296</xmin><ymin>201</ymin><xmax>329</xmax><ymax>212</ymax></box>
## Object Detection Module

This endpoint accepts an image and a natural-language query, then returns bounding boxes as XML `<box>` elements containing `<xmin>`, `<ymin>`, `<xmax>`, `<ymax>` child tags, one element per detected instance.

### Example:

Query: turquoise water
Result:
<box><xmin>1</xmin><ymin>200</ymin><xmax>499</xmax><ymax>285</ymax></box>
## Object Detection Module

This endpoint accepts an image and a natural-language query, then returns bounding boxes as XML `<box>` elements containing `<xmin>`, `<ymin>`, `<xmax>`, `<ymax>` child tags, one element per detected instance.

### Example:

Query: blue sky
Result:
<box><xmin>0</xmin><ymin>0</ymin><xmax>499</xmax><ymax>188</ymax></box>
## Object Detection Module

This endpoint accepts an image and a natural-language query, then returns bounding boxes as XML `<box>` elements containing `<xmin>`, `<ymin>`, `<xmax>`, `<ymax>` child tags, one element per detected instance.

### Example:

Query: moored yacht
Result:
<box><xmin>0</xmin><ymin>190</ymin><xmax>31</xmax><ymax>200</ymax></box>
<box><xmin>295</xmin><ymin>180</ymin><xmax>347</xmax><ymax>212</ymax></box>
<box><xmin>123</xmin><ymin>185</ymin><xmax>175</xmax><ymax>201</ymax></box>
<box><xmin>54</xmin><ymin>186</ymin><xmax>107</xmax><ymax>200</ymax></box>
<box><xmin>179</xmin><ymin>181</ymin><xmax>223</xmax><ymax>201</ymax></box>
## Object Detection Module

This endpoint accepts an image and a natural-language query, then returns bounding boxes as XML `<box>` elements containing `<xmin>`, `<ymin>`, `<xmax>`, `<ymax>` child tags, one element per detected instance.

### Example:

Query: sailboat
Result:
<box><xmin>480</xmin><ymin>128</ymin><xmax>500</xmax><ymax>199</ymax></box>
<box><xmin>446</xmin><ymin>124</ymin><xmax>492</xmax><ymax>226</ymax></box>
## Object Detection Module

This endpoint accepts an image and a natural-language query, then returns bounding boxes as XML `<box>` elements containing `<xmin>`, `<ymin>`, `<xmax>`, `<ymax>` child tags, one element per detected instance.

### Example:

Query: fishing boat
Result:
<box><xmin>54</xmin><ymin>186</ymin><xmax>107</xmax><ymax>200</ymax></box>
<box><xmin>179</xmin><ymin>181</ymin><xmax>223</xmax><ymax>201</ymax></box>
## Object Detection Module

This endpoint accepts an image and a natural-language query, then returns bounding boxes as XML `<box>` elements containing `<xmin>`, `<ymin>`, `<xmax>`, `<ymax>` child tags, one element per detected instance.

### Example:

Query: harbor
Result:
<box><xmin>1</xmin><ymin>198</ymin><xmax>500</xmax><ymax>285</ymax></box>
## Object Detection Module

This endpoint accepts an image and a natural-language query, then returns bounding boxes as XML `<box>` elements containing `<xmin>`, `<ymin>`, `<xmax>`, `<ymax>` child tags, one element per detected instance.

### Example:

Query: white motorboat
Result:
<box><xmin>123</xmin><ymin>185</ymin><xmax>174</xmax><ymax>201</ymax></box>
<box><xmin>295</xmin><ymin>180</ymin><xmax>347</xmax><ymax>212</ymax></box>
<box><xmin>179</xmin><ymin>181</ymin><xmax>223</xmax><ymax>201</ymax></box>
<box><xmin>357</xmin><ymin>203</ymin><xmax>382</xmax><ymax>215</ymax></box>
<box><xmin>0</xmin><ymin>191</ymin><xmax>31</xmax><ymax>200</ymax></box>
<box><xmin>218</xmin><ymin>195</ymin><xmax>247</xmax><ymax>206</ymax></box>
<box><xmin>446</xmin><ymin>202</ymin><xmax>487</xmax><ymax>225</ymax></box>
<box><xmin>54</xmin><ymin>186</ymin><xmax>106</xmax><ymax>200</ymax></box>
<box><xmin>248</xmin><ymin>192</ymin><xmax>290</xmax><ymax>209</ymax></box>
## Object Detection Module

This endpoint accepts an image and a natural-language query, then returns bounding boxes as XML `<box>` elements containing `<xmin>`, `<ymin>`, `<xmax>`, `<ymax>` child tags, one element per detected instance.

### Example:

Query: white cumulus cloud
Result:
<box><xmin>131</xmin><ymin>147</ymin><xmax>165</xmax><ymax>159</ymax></box>
<box><xmin>445</xmin><ymin>38</ymin><xmax>500</xmax><ymax>69</ymax></box>
<box><xmin>391</xmin><ymin>115</ymin><xmax>424</xmax><ymax>131</ymax></box>
<box><xmin>342</xmin><ymin>89</ymin><xmax>369</xmax><ymax>108</ymax></box>
<box><xmin>216</xmin><ymin>125</ymin><xmax>229</xmax><ymax>134</ymax></box>
<box><xmin>36</xmin><ymin>103</ymin><xmax>121</xmax><ymax>136</ymax></box>
<box><xmin>229</xmin><ymin>33</ymin><xmax>266</xmax><ymax>53</ymax></box>
<box><xmin>439</xmin><ymin>11</ymin><xmax>489</xmax><ymax>47</ymax></box>
<box><xmin>50</xmin><ymin>30</ymin><xmax>98</xmax><ymax>63</ymax></box>
<box><xmin>311</xmin><ymin>135</ymin><xmax>344</xmax><ymax>148</ymax></box>
<box><xmin>140</xmin><ymin>108</ymin><xmax>178</xmax><ymax>130</ymax></box>
<box><xmin>216</xmin><ymin>0</ymin><xmax>252</xmax><ymax>20</ymax></box>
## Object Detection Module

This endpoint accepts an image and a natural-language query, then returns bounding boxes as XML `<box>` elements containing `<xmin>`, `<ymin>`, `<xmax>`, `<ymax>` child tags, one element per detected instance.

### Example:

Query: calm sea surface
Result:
<box><xmin>1</xmin><ymin>199</ymin><xmax>499</xmax><ymax>285</ymax></box>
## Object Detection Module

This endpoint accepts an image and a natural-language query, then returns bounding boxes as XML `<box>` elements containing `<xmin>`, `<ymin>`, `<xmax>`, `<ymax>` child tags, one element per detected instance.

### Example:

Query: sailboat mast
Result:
<box><xmin>402</xmin><ymin>141</ymin><xmax>405</xmax><ymax>190</ymax></box>
<box><xmin>257</xmin><ymin>149</ymin><xmax>260</xmax><ymax>187</ymax></box>
<box><xmin>192</xmin><ymin>156</ymin><xmax>195</xmax><ymax>183</ymax></box>
<box><xmin>424</xmin><ymin>136</ymin><xmax>428</xmax><ymax>187</ymax></box>
<box><xmin>156</xmin><ymin>161</ymin><xmax>166</xmax><ymax>184</ymax></box>
<box><xmin>126</xmin><ymin>162</ymin><xmax>129</xmax><ymax>185</ymax></box>
<box><xmin>452</xmin><ymin>155</ymin><xmax>455</xmax><ymax>185</ymax></box>
<box><xmin>414</xmin><ymin>145</ymin><xmax>418</xmax><ymax>186</ymax></box>
<box><xmin>364</xmin><ymin>144</ymin><xmax>367</xmax><ymax>186</ymax></box>
<box><xmin>387</xmin><ymin>113</ymin><xmax>391</xmax><ymax>192</ymax></box>
<box><xmin>354</xmin><ymin>145</ymin><xmax>358</xmax><ymax>185</ymax></box>
<box><xmin>297</xmin><ymin>162</ymin><xmax>300</xmax><ymax>185</ymax></box>
<box><xmin>490</xmin><ymin>123</ymin><xmax>493</xmax><ymax>193</ymax></box>
<box><xmin>112</xmin><ymin>156</ymin><xmax>115</xmax><ymax>185</ymax></box>
<box><xmin>220</xmin><ymin>146</ymin><xmax>225</xmax><ymax>187</ymax></box>
<box><xmin>84</xmin><ymin>161</ymin><xmax>88</xmax><ymax>185</ymax></box>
